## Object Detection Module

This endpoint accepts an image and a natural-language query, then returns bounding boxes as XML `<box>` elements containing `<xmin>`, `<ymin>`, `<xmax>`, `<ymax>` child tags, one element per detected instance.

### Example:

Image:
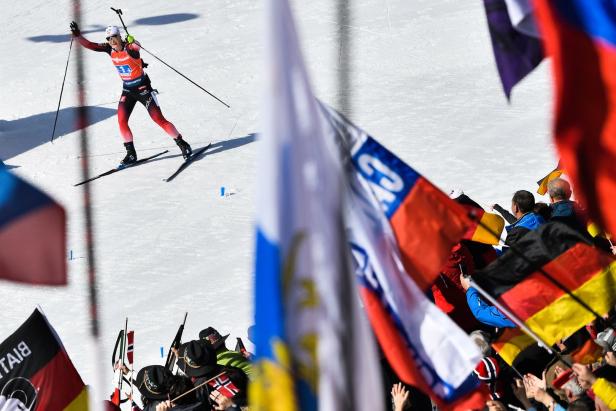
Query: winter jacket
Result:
<box><xmin>507</xmin><ymin>212</ymin><xmax>545</xmax><ymax>231</ymax></box>
<box><xmin>216</xmin><ymin>350</ymin><xmax>253</xmax><ymax>379</ymax></box>
<box><xmin>504</xmin><ymin>212</ymin><xmax>545</xmax><ymax>247</ymax></box>
<box><xmin>549</xmin><ymin>200</ymin><xmax>588</xmax><ymax>234</ymax></box>
<box><xmin>465</xmin><ymin>287</ymin><xmax>516</xmax><ymax>328</ymax></box>
<box><xmin>592</xmin><ymin>378</ymin><xmax>616</xmax><ymax>410</ymax></box>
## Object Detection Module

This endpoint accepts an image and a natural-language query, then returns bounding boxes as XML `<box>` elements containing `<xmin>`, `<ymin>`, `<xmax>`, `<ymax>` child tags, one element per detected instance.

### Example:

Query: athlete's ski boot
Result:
<box><xmin>119</xmin><ymin>141</ymin><xmax>138</xmax><ymax>168</ymax></box>
<box><xmin>175</xmin><ymin>135</ymin><xmax>192</xmax><ymax>159</ymax></box>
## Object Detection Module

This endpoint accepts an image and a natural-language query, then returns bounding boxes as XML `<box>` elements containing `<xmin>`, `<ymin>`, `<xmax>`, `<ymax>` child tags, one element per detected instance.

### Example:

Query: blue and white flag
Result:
<box><xmin>250</xmin><ymin>0</ymin><xmax>383</xmax><ymax>410</ymax></box>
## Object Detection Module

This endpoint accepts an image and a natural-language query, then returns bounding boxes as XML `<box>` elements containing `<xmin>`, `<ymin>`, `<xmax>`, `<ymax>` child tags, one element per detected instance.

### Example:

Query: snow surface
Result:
<box><xmin>0</xmin><ymin>0</ymin><xmax>556</xmax><ymax>403</ymax></box>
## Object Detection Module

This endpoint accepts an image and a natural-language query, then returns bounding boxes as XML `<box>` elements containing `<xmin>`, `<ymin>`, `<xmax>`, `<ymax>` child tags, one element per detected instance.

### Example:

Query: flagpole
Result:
<box><xmin>72</xmin><ymin>0</ymin><xmax>105</xmax><ymax>407</ymax></box>
<box><xmin>470</xmin><ymin>212</ymin><xmax>611</xmax><ymax>328</ymax></box>
<box><xmin>468</xmin><ymin>280</ymin><xmax>553</xmax><ymax>354</ymax></box>
<box><xmin>336</xmin><ymin>0</ymin><xmax>357</xmax><ymax>409</ymax></box>
<box><xmin>337</xmin><ymin>0</ymin><xmax>351</xmax><ymax>116</ymax></box>
<box><xmin>469</xmin><ymin>279</ymin><xmax>574</xmax><ymax>368</ymax></box>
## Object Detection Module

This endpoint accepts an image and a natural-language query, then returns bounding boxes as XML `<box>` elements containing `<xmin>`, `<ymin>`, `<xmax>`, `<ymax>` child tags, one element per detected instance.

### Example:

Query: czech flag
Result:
<box><xmin>0</xmin><ymin>168</ymin><xmax>66</xmax><ymax>285</ymax></box>
<box><xmin>533</xmin><ymin>0</ymin><xmax>616</xmax><ymax>236</ymax></box>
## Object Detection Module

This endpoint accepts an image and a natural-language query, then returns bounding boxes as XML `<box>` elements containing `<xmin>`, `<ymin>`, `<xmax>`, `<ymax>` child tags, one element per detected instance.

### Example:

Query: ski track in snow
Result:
<box><xmin>0</xmin><ymin>0</ymin><xmax>555</xmax><ymax>397</ymax></box>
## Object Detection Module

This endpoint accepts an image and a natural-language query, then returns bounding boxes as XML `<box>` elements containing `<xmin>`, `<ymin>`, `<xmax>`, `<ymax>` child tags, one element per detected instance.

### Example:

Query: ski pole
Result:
<box><xmin>139</xmin><ymin>45</ymin><xmax>230</xmax><ymax>108</ymax></box>
<box><xmin>51</xmin><ymin>37</ymin><xmax>73</xmax><ymax>143</ymax></box>
<box><xmin>110</xmin><ymin>7</ymin><xmax>230</xmax><ymax>108</ymax></box>
<box><xmin>110</xmin><ymin>7</ymin><xmax>129</xmax><ymax>35</ymax></box>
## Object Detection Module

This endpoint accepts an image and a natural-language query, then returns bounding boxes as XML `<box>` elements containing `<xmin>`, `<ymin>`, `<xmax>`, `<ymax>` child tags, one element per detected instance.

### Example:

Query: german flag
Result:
<box><xmin>536</xmin><ymin>162</ymin><xmax>563</xmax><ymax>196</ymax></box>
<box><xmin>453</xmin><ymin>194</ymin><xmax>504</xmax><ymax>245</ymax></box>
<box><xmin>463</xmin><ymin>208</ymin><xmax>504</xmax><ymax>245</ymax></box>
<box><xmin>0</xmin><ymin>308</ymin><xmax>88</xmax><ymax>410</ymax></box>
<box><xmin>475</xmin><ymin>222</ymin><xmax>616</xmax><ymax>351</ymax></box>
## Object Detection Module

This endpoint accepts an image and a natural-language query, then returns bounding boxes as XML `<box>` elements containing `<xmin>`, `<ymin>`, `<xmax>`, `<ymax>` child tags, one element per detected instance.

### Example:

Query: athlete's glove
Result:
<box><xmin>126</xmin><ymin>35</ymin><xmax>135</xmax><ymax>44</ymax></box>
<box><xmin>70</xmin><ymin>21</ymin><xmax>80</xmax><ymax>36</ymax></box>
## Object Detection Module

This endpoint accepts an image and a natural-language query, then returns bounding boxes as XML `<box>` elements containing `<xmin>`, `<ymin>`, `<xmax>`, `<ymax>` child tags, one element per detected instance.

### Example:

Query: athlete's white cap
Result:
<box><xmin>105</xmin><ymin>25</ymin><xmax>121</xmax><ymax>38</ymax></box>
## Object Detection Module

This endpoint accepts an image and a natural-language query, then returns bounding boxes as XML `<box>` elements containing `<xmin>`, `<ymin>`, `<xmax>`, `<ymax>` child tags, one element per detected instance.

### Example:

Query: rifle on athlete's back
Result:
<box><xmin>165</xmin><ymin>312</ymin><xmax>188</xmax><ymax>373</ymax></box>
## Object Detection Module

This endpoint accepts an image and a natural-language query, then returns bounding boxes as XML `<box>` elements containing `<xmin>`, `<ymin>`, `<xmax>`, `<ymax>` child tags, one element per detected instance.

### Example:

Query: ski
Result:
<box><xmin>74</xmin><ymin>150</ymin><xmax>169</xmax><ymax>186</ymax></box>
<box><xmin>164</xmin><ymin>143</ymin><xmax>212</xmax><ymax>182</ymax></box>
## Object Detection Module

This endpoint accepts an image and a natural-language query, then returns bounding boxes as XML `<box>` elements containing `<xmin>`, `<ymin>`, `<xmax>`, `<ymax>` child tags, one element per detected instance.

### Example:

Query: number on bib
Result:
<box><xmin>115</xmin><ymin>65</ymin><xmax>132</xmax><ymax>75</ymax></box>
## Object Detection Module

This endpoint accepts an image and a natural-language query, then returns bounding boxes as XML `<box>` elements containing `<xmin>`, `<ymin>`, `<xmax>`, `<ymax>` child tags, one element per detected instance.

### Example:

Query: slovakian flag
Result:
<box><xmin>352</xmin><ymin>141</ymin><xmax>473</xmax><ymax>291</ymax></box>
<box><xmin>536</xmin><ymin>161</ymin><xmax>563</xmax><ymax>195</ymax></box>
<box><xmin>475</xmin><ymin>222</ymin><xmax>616</xmax><ymax>353</ymax></box>
<box><xmin>0</xmin><ymin>308</ymin><xmax>88</xmax><ymax>410</ymax></box>
<box><xmin>483</xmin><ymin>0</ymin><xmax>544</xmax><ymax>99</ymax></box>
<box><xmin>319</xmin><ymin>105</ymin><xmax>485</xmax><ymax>409</ymax></box>
<box><xmin>533</xmin><ymin>1</ymin><xmax>616</xmax><ymax>236</ymax></box>
<box><xmin>317</xmin><ymin>108</ymin><xmax>473</xmax><ymax>291</ymax></box>
<box><xmin>0</xmin><ymin>168</ymin><xmax>66</xmax><ymax>285</ymax></box>
<box><xmin>251</xmin><ymin>0</ymin><xmax>384</xmax><ymax>409</ymax></box>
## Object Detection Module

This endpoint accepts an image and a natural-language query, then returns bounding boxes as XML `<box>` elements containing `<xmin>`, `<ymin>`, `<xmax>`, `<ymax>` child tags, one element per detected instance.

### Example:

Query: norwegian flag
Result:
<box><xmin>126</xmin><ymin>331</ymin><xmax>134</xmax><ymax>365</ymax></box>
<box><xmin>207</xmin><ymin>373</ymin><xmax>239</xmax><ymax>398</ymax></box>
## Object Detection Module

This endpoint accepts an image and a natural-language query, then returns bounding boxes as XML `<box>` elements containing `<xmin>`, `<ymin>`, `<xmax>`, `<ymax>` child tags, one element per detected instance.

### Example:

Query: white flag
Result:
<box><xmin>250</xmin><ymin>0</ymin><xmax>383</xmax><ymax>410</ymax></box>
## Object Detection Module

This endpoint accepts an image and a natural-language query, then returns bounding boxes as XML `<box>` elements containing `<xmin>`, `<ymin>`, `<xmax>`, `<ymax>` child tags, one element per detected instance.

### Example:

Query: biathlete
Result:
<box><xmin>69</xmin><ymin>22</ymin><xmax>192</xmax><ymax>166</ymax></box>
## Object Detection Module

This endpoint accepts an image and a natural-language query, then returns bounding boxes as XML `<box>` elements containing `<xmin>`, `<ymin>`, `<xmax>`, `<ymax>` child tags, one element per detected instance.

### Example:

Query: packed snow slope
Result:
<box><xmin>0</xmin><ymin>0</ymin><xmax>555</xmax><ymax>394</ymax></box>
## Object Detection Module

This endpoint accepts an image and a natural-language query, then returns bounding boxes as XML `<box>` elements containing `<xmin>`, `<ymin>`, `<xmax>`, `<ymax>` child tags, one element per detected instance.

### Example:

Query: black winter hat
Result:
<box><xmin>199</xmin><ymin>327</ymin><xmax>230</xmax><ymax>350</ymax></box>
<box><xmin>136</xmin><ymin>365</ymin><xmax>173</xmax><ymax>400</ymax></box>
<box><xmin>176</xmin><ymin>339</ymin><xmax>217</xmax><ymax>378</ymax></box>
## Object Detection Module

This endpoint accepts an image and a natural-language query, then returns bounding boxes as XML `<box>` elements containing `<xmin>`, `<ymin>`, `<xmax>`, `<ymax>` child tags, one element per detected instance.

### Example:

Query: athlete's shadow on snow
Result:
<box><xmin>148</xmin><ymin>133</ymin><xmax>257</xmax><ymax>164</ymax></box>
<box><xmin>134</xmin><ymin>13</ymin><xmax>199</xmax><ymax>26</ymax></box>
<box><xmin>28</xmin><ymin>13</ymin><xmax>199</xmax><ymax>43</ymax></box>
<box><xmin>0</xmin><ymin>106</ymin><xmax>116</xmax><ymax>160</ymax></box>
<box><xmin>27</xmin><ymin>27</ymin><xmax>106</xmax><ymax>43</ymax></box>
<box><xmin>206</xmin><ymin>133</ymin><xmax>257</xmax><ymax>156</ymax></box>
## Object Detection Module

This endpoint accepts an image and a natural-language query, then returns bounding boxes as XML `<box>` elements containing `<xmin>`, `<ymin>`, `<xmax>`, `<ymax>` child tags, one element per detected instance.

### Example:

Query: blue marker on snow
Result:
<box><xmin>220</xmin><ymin>186</ymin><xmax>225</xmax><ymax>196</ymax></box>
<box><xmin>160</xmin><ymin>346</ymin><xmax>164</xmax><ymax>357</ymax></box>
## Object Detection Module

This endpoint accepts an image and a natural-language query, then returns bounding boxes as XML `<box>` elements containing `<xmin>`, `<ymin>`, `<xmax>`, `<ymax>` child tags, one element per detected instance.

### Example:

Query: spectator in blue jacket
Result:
<box><xmin>493</xmin><ymin>190</ymin><xmax>545</xmax><ymax>247</ymax></box>
<box><xmin>460</xmin><ymin>274</ymin><xmax>516</xmax><ymax>329</ymax></box>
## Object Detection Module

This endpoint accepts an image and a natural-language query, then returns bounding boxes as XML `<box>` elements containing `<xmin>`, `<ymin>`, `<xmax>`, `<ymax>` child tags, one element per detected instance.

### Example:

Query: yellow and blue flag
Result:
<box><xmin>251</xmin><ymin>0</ymin><xmax>384</xmax><ymax>410</ymax></box>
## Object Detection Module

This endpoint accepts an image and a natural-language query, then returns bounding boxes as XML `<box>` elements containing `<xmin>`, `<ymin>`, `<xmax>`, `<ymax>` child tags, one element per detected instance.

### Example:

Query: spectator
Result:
<box><xmin>431</xmin><ymin>243</ymin><xmax>486</xmax><ymax>333</ymax></box>
<box><xmin>391</xmin><ymin>383</ymin><xmax>411</xmax><ymax>411</ymax></box>
<box><xmin>573</xmin><ymin>363</ymin><xmax>616</xmax><ymax>409</ymax></box>
<box><xmin>176</xmin><ymin>340</ymin><xmax>248</xmax><ymax>409</ymax></box>
<box><xmin>493</xmin><ymin>190</ymin><xmax>545</xmax><ymax>247</ymax></box>
<box><xmin>134</xmin><ymin>365</ymin><xmax>174</xmax><ymax>411</ymax></box>
<box><xmin>547</xmin><ymin>179</ymin><xmax>587</xmax><ymax>234</ymax></box>
<box><xmin>199</xmin><ymin>327</ymin><xmax>253</xmax><ymax>378</ymax></box>
<box><xmin>460</xmin><ymin>274</ymin><xmax>516</xmax><ymax>329</ymax></box>
<box><xmin>534</xmin><ymin>202</ymin><xmax>552</xmax><ymax>222</ymax></box>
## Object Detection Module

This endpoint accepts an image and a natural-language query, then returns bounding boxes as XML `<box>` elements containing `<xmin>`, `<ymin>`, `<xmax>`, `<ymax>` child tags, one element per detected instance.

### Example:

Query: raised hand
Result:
<box><xmin>70</xmin><ymin>21</ymin><xmax>80</xmax><ymax>36</ymax></box>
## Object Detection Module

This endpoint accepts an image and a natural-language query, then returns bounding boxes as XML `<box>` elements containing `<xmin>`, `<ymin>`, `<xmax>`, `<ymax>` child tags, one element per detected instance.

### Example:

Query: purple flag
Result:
<box><xmin>483</xmin><ymin>0</ymin><xmax>543</xmax><ymax>99</ymax></box>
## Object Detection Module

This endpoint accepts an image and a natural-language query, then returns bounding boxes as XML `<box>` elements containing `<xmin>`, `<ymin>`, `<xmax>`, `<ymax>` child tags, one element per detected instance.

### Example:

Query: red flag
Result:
<box><xmin>533</xmin><ymin>0</ymin><xmax>616</xmax><ymax>235</ymax></box>
<box><xmin>0</xmin><ymin>169</ymin><xmax>66</xmax><ymax>285</ymax></box>
<box><xmin>127</xmin><ymin>330</ymin><xmax>134</xmax><ymax>365</ymax></box>
<box><xmin>208</xmin><ymin>373</ymin><xmax>240</xmax><ymax>399</ymax></box>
